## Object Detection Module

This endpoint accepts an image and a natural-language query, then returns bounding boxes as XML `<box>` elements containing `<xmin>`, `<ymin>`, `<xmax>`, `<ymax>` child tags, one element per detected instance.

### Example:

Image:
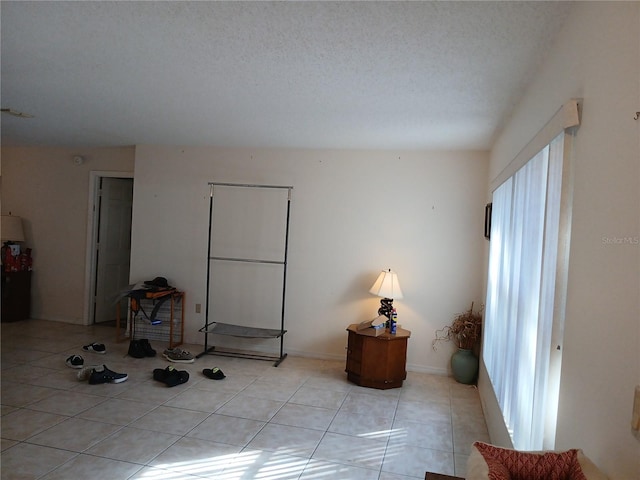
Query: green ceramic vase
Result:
<box><xmin>451</xmin><ymin>348</ymin><xmax>479</xmax><ymax>384</ymax></box>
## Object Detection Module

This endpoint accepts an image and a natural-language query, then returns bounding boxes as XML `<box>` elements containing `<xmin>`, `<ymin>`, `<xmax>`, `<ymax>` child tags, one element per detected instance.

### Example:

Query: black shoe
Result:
<box><xmin>153</xmin><ymin>366</ymin><xmax>189</xmax><ymax>387</ymax></box>
<box><xmin>128</xmin><ymin>340</ymin><xmax>146</xmax><ymax>358</ymax></box>
<box><xmin>65</xmin><ymin>355</ymin><xmax>84</xmax><ymax>369</ymax></box>
<box><xmin>83</xmin><ymin>343</ymin><xmax>106</xmax><ymax>354</ymax></box>
<box><xmin>88</xmin><ymin>365</ymin><xmax>128</xmax><ymax>384</ymax></box>
<box><xmin>139</xmin><ymin>338</ymin><xmax>156</xmax><ymax>357</ymax></box>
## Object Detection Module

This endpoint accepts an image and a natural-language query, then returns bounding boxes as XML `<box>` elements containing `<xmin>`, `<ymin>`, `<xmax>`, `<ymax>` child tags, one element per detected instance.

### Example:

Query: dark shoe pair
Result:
<box><xmin>128</xmin><ymin>339</ymin><xmax>156</xmax><ymax>358</ymax></box>
<box><xmin>153</xmin><ymin>365</ymin><xmax>189</xmax><ymax>387</ymax></box>
<box><xmin>88</xmin><ymin>365</ymin><xmax>128</xmax><ymax>384</ymax></box>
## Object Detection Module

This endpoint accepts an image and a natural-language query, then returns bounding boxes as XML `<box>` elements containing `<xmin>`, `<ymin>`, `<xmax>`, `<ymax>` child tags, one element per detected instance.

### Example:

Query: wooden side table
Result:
<box><xmin>1</xmin><ymin>270</ymin><xmax>31</xmax><ymax>322</ymax></box>
<box><xmin>345</xmin><ymin>323</ymin><xmax>411</xmax><ymax>389</ymax></box>
<box><xmin>425</xmin><ymin>473</ymin><xmax>464</xmax><ymax>480</ymax></box>
<box><xmin>116</xmin><ymin>289</ymin><xmax>185</xmax><ymax>348</ymax></box>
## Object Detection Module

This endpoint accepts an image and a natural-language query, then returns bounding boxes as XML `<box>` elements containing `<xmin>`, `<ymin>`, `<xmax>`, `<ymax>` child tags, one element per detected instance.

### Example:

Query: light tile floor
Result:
<box><xmin>1</xmin><ymin>319</ymin><xmax>490</xmax><ymax>479</ymax></box>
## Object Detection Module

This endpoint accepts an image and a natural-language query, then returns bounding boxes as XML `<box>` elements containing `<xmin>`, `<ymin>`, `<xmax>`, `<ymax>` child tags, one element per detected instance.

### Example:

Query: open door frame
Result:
<box><xmin>83</xmin><ymin>170</ymin><xmax>134</xmax><ymax>326</ymax></box>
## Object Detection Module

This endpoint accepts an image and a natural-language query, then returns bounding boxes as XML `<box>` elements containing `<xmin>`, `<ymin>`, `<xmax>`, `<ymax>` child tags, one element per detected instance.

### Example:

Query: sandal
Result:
<box><xmin>203</xmin><ymin>367</ymin><xmax>225</xmax><ymax>380</ymax></box>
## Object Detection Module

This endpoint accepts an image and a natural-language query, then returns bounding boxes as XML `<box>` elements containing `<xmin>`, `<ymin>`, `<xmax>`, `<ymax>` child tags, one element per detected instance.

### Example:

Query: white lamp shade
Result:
<box><xmin>1</xmin><ymin>215</ymin><xmax>25</xmax><ymax>242</ymax></box>
<box><xmin>369</xmin><ymin>269</ymin><xmax>403</xmax><ymax>299</ymax></box>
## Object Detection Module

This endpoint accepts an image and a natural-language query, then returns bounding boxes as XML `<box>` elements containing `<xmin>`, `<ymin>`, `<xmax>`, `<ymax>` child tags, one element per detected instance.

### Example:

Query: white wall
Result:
<box><xmin>130</xmin><ymin>146</ymin><xmax>488</xmax><ymax>372</ymax></box>
<box><xmin>1</xmin><ymin>146</ymin><xmax>135</xmax><ymax>323</ymax></box>
<box><xmin>481</xmin><ymin>3</ymin><xmax>640</xmax><ymax>478</ymax></box>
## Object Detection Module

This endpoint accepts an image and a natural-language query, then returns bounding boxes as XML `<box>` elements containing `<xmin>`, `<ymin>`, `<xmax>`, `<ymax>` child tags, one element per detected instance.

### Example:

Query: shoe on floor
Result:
<box><xmin>88</xmin><ymin>365</ymin><xmax>128</xmax><ymax>384</ymax></box>
<box><xmin>163</xmin><ymin>347</ymin><xmax>195</xmax><ymax>364</ymax></box>
<box><xmin>203</xmin><ymin>367</ymin><xmax>225</xmax><ymax>380</ymax></box>
<box><xmin>153</xmin><ymin>365</ymin><xmax>189</xmax><ymax>387</ymax></box>
<box><xmin>139</xmin><ymin>338</ymin><xmax>156</xmax><ymax>357</ymax></box>
<box><xmin>83</xmin><ymin>343</ymin><xmax>106</xmax><ymax>354</ymax></box>
<box><xmin>65</xmin><ymin>355</ymin><xmax>84</xmax><ymax>369</ymax></box>
<box><xmin>128</xmin><ymin>339</ymin><xmax>146</xmax><ymax>358</ymax></box>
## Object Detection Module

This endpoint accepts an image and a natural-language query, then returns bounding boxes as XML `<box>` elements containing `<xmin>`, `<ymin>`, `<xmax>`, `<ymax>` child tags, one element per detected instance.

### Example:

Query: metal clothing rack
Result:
<box><xmin>197</xmin><ymin>182</ymin><xmax>292</xmax><ymax>366</ymax></box>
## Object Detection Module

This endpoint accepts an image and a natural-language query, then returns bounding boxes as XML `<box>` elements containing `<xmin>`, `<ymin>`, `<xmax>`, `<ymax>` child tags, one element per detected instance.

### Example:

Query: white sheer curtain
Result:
<box><xmin>484</xmin><ymin>133</ymin><xmax>565</xmax><ymax>450</ymax></box>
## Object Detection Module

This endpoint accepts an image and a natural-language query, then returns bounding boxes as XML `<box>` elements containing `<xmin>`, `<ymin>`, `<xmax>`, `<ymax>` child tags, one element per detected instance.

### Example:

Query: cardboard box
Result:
<box><xmin>357</xmin><ymin>324</ymin><xmax>386</xmax><ymax>337</ymax></box>
<box><xmin>356</xmin><ymin>315</ymin><xmax>387</xmax><ymax>331</ymax></box>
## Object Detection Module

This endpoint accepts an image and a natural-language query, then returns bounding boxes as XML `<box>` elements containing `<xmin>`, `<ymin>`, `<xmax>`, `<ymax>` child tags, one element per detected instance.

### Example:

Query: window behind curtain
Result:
<box><xmin>483</xmin><ymin>132</ymin><xmax>566</xmax><ymax>451</ymax></box>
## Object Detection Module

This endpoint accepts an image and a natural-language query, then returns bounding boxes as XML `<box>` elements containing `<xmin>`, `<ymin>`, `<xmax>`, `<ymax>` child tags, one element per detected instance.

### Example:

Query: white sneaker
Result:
<box><xmin>82</xmin><ymin>343</ymin><xmax>106</xmax><ymax>354</ymax></box>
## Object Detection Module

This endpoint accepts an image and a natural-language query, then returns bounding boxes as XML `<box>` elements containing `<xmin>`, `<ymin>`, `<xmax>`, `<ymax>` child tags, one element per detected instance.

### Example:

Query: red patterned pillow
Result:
<box><xmin>473</xmin><ymin>442</ymin><xmax>588</xmax><ymax>480</ymax></box>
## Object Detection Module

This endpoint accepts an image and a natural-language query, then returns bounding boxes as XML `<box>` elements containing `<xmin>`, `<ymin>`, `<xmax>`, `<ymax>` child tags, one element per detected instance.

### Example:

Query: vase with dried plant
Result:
<box><xmin>432</xmin><ymin>302</ymin><xmax>483</xmax><ymax>350</ymax></box>
<box><xmin>432</xmin><ymin>302</ymin><xmax>483</xmax><ymax>384</ymax></box>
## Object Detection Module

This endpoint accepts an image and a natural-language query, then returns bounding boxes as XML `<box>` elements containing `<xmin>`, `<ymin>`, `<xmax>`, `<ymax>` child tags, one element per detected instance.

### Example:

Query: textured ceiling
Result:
<box><xmin>1</xmin><ymin>1</ymin><xmax>573</xmax><ymax>150</ymax></box>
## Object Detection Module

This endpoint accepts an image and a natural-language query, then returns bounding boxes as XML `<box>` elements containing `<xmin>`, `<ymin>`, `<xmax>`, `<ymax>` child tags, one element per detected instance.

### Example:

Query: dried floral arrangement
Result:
<box><xmin>432</xmin><ymin>302</ymin><xmax>484</xmax><ymax>350</ymax></box>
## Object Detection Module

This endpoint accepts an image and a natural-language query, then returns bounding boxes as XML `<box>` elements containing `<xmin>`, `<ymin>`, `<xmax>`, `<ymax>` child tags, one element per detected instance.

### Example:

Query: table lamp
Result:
<box><xmin>369</xmin><ymin>269</ymin><xmax>403</xmax><ymax>319</ymax></box>
<box><xmin>1</xmin><ymin>215</ymin><xmax>25</xmax><ymax>256</ymax></box>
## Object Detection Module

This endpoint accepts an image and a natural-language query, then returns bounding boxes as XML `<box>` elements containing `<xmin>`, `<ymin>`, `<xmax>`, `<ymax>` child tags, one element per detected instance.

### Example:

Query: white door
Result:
<box><xmin>93</xmin><ymin>177</ymin><xmax>133</xmax><ymax>323</ymax></box>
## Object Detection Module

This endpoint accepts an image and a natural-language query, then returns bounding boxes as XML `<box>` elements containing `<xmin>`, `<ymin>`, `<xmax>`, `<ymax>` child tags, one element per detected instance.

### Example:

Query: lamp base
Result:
<box><xmin>377</xmin><ymin>298</ymin><xmax>393</xmax><ymax>319</ymax></box>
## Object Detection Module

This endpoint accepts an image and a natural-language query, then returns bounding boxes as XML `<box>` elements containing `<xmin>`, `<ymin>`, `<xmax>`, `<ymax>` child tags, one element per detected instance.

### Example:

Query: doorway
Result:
<box><xmin>86</xmin><ymin>173</ymin><xmax>134</xmax><ymax>325</ymax></box>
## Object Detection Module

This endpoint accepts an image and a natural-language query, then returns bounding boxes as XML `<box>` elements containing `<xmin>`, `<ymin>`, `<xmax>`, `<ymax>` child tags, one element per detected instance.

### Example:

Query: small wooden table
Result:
<box><xmin>1</xmin><ymin>270</ymin><xmax>31</xmax><ymax>322</ymax></box>
<box><xmin>116</xmin><ymin>288</ymin><xmax>184</xmax><ymax>348</ymax></box>
<box><xmin>345</xmin><ymin>323</ymin><xmax>411</xmax><ymax>389</ymax></box>
<box><xmin>425</xmin><ymin>473</ymin><xmax>464</xmax><ymax>480</ymax></box>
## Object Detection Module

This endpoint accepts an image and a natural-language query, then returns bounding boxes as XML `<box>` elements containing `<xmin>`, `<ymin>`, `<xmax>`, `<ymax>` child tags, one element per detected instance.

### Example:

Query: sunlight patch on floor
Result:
<box><xmin>141</xmin><ymin>450</ymin><xmax>310</xmax><ymax>479</ymax></box>
<box><xmin>143</xmin><ymin>452</ymin><xmax>238</xmax><ymax>478</ymax></box>
<box><xmin>358</xmin><ymin>428</ymin><xmax>396</xmax><ymax>441</ymax></box>
<box><xmin>137</xmin><ymin>436</ymin><xmax>403</xmax><ymax>479</ymax></box>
